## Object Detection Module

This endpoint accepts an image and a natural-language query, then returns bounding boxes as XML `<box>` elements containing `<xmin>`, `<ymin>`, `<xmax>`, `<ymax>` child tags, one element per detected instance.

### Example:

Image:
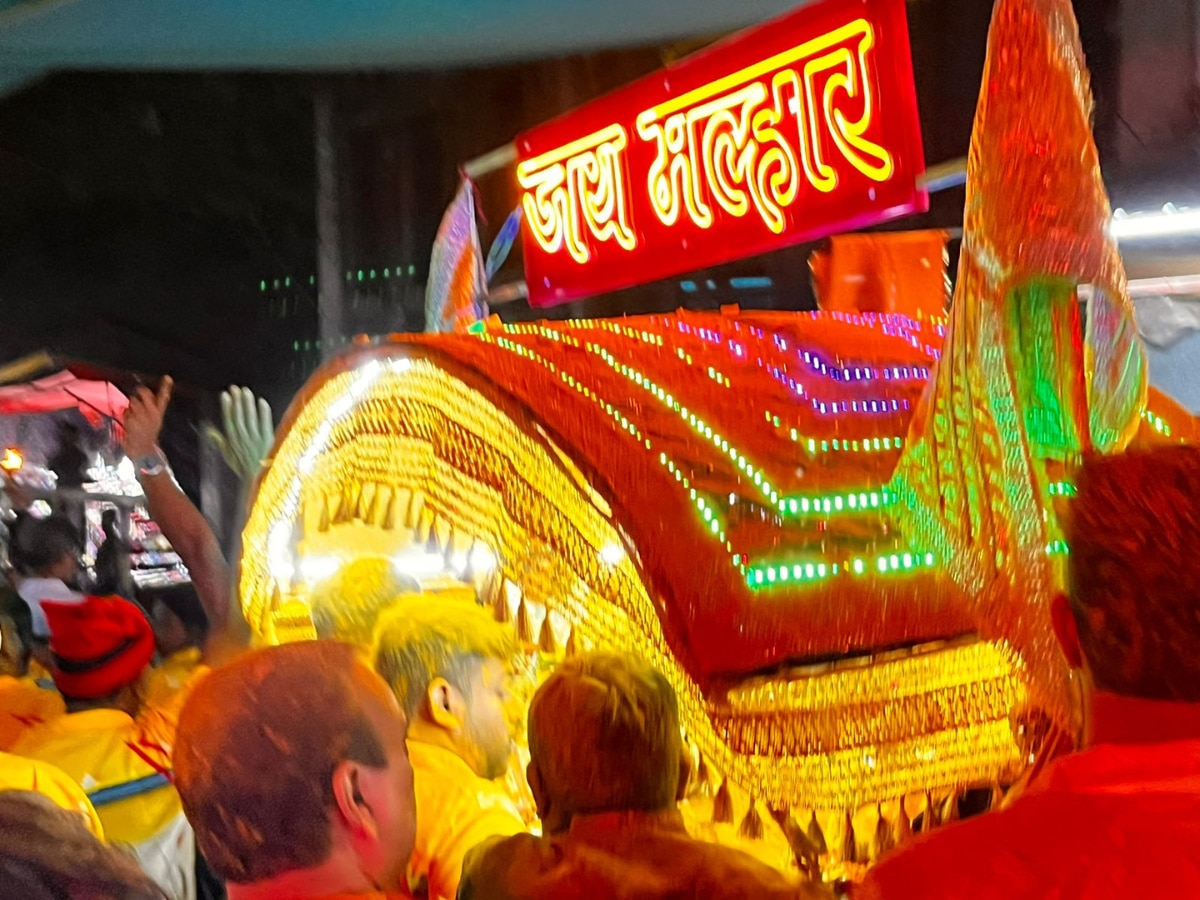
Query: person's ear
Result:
<box><xmin>426</xmin><ymin>677</ymin><xmax>464</xmax><ymax>732</ymax></box>
<box><xmin>332</xmin><ymin>761</ymin><xmax>378</xmax><ymax>839</ymax></box>
<box><xmin>1051</xmin><ymin>593</ymin><xmax>1083</xmax><ymax>669</ymax></box>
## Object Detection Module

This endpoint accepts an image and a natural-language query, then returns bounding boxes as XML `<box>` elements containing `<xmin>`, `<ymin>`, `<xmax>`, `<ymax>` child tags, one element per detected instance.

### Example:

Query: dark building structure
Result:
<box><xmin>0</xmin><ymin>0</ymin><xmax>1190</xmax><ymax>415</ymax></box>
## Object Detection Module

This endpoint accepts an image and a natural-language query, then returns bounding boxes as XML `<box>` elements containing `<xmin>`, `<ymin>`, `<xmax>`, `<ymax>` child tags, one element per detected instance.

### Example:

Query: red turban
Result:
<box><xmin>44</xmin><ymin>596</ymin><xmax>155</xmax><ymax>700</ymax></box>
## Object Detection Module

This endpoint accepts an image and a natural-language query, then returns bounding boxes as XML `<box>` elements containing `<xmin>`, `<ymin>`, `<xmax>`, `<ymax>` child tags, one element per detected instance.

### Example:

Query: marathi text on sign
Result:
<box><xmin>517</xmin><ymin>0</ymin><xmax>926</xmax><ymax>307</ymax></box>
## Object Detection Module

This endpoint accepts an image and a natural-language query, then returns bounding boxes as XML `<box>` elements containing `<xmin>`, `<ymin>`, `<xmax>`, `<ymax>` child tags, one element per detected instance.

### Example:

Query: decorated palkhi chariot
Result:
<box><xmin>240</xmin><ymin>0</ymin><xmax>1196</xmax><ymax>883</ymax></box>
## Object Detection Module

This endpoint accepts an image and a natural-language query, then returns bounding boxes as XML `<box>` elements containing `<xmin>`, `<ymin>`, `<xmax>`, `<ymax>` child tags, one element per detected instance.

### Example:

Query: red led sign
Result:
<box><xmin>516</xmin><ymin>0</ymin><xmax>927</xmax><ymax>307</ymax></box>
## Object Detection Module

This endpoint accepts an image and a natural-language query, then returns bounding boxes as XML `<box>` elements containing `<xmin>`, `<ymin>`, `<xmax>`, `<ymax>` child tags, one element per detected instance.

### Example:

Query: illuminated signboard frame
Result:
<box><xmin>516</xmin><ymin>0</ymin><xmax>928</xmax><ymax>307</ymax></box>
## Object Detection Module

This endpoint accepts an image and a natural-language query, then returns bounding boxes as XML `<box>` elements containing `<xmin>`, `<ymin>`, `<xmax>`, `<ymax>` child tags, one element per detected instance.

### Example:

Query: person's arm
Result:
<box><xmin>123</xmin><ymin>377</ymin><xmax>247</xmax><ymax>663</ymax></box>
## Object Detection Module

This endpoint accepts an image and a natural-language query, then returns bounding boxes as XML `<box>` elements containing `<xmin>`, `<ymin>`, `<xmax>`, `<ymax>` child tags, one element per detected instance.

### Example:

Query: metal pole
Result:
<box><xmin>463</xmin><ymin>144</ymin><xmax>518</xmax><ymax>180</ymax></box>
<box><xmin>314</xmin><ymin>88</ymin><xmax>345</xmax><ymax>360</ymax></box>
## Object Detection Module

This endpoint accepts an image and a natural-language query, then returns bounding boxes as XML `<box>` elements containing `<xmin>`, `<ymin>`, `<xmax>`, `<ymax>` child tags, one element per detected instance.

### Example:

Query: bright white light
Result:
<box><xmin>267</xmin><ymin>520</ymin><xmax>295</xmax><ymax>585</ymax></box>
<box><xmin>116</xmin><ymin>456</ymin><xmax>135</xmax><ymax>482</ymax></box>
<box><xmin>393</xmin><ymin>548</ymin><xmax>446</xmax><ymax>579</ymax></box>
<box><xmin>468</xmin><ymin>543</ymin><xmax>497</xmax><ymax>574</ymax></box>
<box><xmin>449</xmin><ymin>550</ymin><xmax>469</xmax><ymax>574</ymax></box>
<box><xmin>299</xmin><ymin>555</ymin><xmax>341</xmax><ymax>583</ymax></box>
<box><xmin>599</xmin><ymin>543</ymin><xmax>625</xmax><ymax>566</ymax></box>
<box><xmin>1110</xmin><ymin>207</ymin><xmax>1200</xmax><ymax>242</ymax></box>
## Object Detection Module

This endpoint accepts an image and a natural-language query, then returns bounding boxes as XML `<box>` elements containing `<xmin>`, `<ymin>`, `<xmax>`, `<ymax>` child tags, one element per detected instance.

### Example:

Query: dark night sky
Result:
<box><xmin>0</xmin><ymin>0</ymin><xmax>1121</xmax><ymax>411</ymax></box>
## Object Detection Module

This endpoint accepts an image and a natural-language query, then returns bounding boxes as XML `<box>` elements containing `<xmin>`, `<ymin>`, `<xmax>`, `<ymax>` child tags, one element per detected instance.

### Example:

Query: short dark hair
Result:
<box><xmin>0</xmin><ymin>790</ymin><xmax>166</xmax><ymax>900</ymax></box>
<box><xmin>1067</xmin><ymin>447</ymin><xmax>1200</xmax><ymax>701</ymax></box>
<box><xmin>137</xmin><ymin>583</ymin><xmax>209</xmax><ymax>643</ymax></box>
<box><xmin>174</xmin><ymin>642</ymin><xmax>388</xmax><ymax>884</ymax></box>
<box><xmin>14</xmin><ymin>515</ymin><xmax>80</xmax><ymax>576</ymax></box>
<box><xmin>529</xmin><ymin>652</ymin><xmax>682</xmax><ymax>815</ymax></box>
<box><xmin>372</xmin><ymin>596</ymin><xmax>515</xmax><ymax>719</ymax></box>
<box><xmin>0</xmin><ymin>586</ymin><xmax>34</xmax><ymax>672</ymax></box>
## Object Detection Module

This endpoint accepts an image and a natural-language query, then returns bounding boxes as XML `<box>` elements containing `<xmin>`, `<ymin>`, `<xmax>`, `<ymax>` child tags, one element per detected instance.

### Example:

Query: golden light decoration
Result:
<box><xmin>242</xmin><ymin>312</ymin><xmax>1042</xmax><ymax>813</ymax></box>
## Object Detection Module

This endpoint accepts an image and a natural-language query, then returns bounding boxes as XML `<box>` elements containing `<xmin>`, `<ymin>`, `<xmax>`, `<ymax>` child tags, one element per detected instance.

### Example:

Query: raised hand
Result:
<box><xmin>123</xmin><ymin>376</ymin><xmax>174</xmax><ymax>460</ymax></box>
<box><xmin>214</xmin><ymin>386</ymin><xmax>275</xmax><ymax>481</ymax></box>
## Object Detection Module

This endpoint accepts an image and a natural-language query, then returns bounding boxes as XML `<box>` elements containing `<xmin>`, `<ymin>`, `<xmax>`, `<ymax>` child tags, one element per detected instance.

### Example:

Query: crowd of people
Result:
<box><xmin>1</xmin><ymin>374</ymin><xmax>1198</xmax><ymax>900</ymax></box>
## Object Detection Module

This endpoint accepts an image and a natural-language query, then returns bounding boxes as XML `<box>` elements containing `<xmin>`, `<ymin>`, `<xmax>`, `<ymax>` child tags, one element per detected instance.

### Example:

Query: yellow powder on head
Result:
<box><xmin>371</xmin><ymin>595</ymin><xmax>516</xmax><ymax>716</ymax></box>
<box><xmin>308</xmin><ymin>557</ymin><xmax>421</xmax><ymax>648</ymax></box>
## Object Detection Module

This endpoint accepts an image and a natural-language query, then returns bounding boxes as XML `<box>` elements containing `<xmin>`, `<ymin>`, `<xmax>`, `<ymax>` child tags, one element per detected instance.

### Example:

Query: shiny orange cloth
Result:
<box><xmin>811</xmin><ymin>231</ymin><xmax>949</xmax><ymax>320</ymax></box>
<box><xmin>891</xmin><ymin>0</ymin><xmax>1147</xmax><ymax>730</ymax></box>
<box><xmin>859</xmin><ymin>737</ymin><xmax>1200</xmax><ymax>898</ymax></box>
<box><xmin>459</xmin><ymin>809</ymin><xmax>816</xmax><ymax>900</ymax></box>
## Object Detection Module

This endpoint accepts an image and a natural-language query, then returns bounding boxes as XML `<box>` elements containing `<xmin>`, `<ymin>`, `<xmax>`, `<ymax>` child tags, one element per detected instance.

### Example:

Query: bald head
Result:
<box><xmin>529</xmin><ymin>652</ymin><xmax>683</xmax><ymax>820</ymax></box>
<box><xmin>1067</xmin><ymin>447</ymin><xmax>1200</xmax><ymax>701</ymax></box>
<box><xmin>175</xmin><ymin>642</ymin><xmax>409</xmax><ymax>885</ymax></box>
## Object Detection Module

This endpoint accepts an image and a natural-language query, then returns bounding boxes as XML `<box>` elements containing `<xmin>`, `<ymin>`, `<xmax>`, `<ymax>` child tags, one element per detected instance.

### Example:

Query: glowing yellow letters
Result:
<box><xmin>517</xmin><ymin>124</ymin><xmax>638</xmax><ymax>265</ymax></box>
<box><xmin>519</xmin><ymin>19</ymin><xmax>898</xmax><ymax>260</ymax></box>
<box><xmin>637</xmin><ymin>20</ymin><xmax>894</xmax><ymax>232</ymax></box>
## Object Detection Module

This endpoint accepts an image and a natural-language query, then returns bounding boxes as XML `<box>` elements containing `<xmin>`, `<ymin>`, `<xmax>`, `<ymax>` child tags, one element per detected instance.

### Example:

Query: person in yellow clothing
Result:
<box><xmin>0</xmin><ymin>586</ymin><xmax>64</xmax><ymax>750</ymax></box>
<box><xmin>372</xmin><ymin>598</ymin><xmax>526</xmax><ymax>900</ymax></box>
<box><xmin>0</xmin><ymin>750</ymin><xmax>104</xmax><ymax>838</ymax></box>
<box><xmin>141</xmin><ymin>582</ymin><xmax>208</xmax><ymax>710</ymax></box>
<box><xmin>13</xmin><ymin>595</ymin><xmax>198</xmax><ymax>900</ymax></box>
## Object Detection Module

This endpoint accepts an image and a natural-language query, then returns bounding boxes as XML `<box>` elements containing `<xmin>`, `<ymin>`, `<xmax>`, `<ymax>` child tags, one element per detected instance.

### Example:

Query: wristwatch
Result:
<box><xmin>135</xmin><ymin>449</ymin><xmax>168</xmax><ymax>477</ymax></box>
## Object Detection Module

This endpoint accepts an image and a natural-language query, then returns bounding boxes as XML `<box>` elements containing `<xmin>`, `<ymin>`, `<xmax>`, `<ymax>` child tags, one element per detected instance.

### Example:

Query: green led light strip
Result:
<box><xmin>1141</xmin><ymin>409</ymin><xmax>1173</xmax><ymax>438</ymax></box>
<box><xmin>486</xmin><ymin>325</ymin><xmax>945</xmax><ymax>592</ymax></box>
<box><xmin>748</xmin><ymin>550</ymin><xmax>936</xmax><ymax>589</ymax></box>
<box><xmin>533</xmin><ymin>323</ymin><xmax>784</xmax><ymax>507</ymax></box>
<box><xmin>477</xmin><ymin>331</ymin><xmax>736</xmax><ymax>569</ymax></box>
<box><xmin>1047</xmin><ymin>481</ymin><xmax>1076</xmax><ymax>497</ymax></box>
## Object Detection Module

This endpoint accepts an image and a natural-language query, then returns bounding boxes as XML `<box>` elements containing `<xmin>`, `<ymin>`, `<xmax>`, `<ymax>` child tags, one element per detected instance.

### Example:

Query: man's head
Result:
<box><xmin>138</xmin><ymin>583</ymin><xmax>208</xmax><ymax>657</ymax></box>
<box><xmin>175</xmin><ymin>642</ymin><xmax>415</xmax><ymax>891</ymax></box>
<box><xmin>43</xmin><ymin>596</ymin><xmax>155</xmax><ymax>713</ymax></box>
<box><xmin>309</xmin><ymin>557</ymin><xmax>421</xmax><ymax>648</ymax></box>
<box><xmin>0</xmin><ymin>586</ymin><xmax>34</xmax><ymax>678</ymax></box>
<box><xmin>1054</xmin><ymin>447</ymin><xmax>1200</xmax><ymax>702</ymax></box>
<box><xmin>526</xmin><ymin>652</ymin><xmax>687</xmax><ymax>834</ymax></box>
<box><xmin>15</xmin><ymin>515</ymin><xmax>80</xmax><ymax>583</ymax></box>
<box><xmin>372</xmin><ymin>596</ymin><xmax>515</xmax><ymax>779</ymax></box>
<box><xmin>0</xmin><ymin>790</ymin><xmax>165</xmax><ymax>900</ymax></box>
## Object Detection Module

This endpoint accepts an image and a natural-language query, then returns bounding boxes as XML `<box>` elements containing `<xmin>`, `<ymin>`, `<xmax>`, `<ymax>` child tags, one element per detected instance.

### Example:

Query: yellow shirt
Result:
<box><xmin>0</xmin><ymin>749</ymin><xmax>104</xmax><ymax>838</ymax></box>
<box><xmin>0</xmin><ymin>674</ymin><xmax>65</xmax><ymax>751</ymax></box>
<box><xmin>12</xmin><ymin>668</ymin><xmax>206</xmax><ymax>900</ymax></box>
<box><xmin>406</xmin><ymin>740</ymin><xmax>526</xmax><ymax>900</ymax></box>
<box><xmin>143</xmin><ymin>647</ymin><xmax>204</xmax><ymax>711</ymax></box>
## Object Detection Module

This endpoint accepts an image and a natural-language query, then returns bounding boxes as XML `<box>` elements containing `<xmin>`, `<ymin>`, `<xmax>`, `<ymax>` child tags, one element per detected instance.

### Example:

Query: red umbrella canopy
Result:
<box><xmin>0</xmin><ymin>371</ymin><xmax>128</xmax><ymax>428</ymax></box>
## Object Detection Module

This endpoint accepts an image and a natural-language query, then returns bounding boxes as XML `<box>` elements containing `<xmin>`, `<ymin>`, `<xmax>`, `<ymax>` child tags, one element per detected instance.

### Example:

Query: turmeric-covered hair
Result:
<box><xmin>371</xmin><ymin>595</ymin><xmax>514</xmax><ymax>718</ymax></box>
<box><xmin>308</xmin><ymin>557</ymin><xmax>420</xmax><ymax>647</ymax></box>
<box><xmin>1067</xmin><ymin>447</ymin><xmax>1200</xmax><ymax>701</ymax></box>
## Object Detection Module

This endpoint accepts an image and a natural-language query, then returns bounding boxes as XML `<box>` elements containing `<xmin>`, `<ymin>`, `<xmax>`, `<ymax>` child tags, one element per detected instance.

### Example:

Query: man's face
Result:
<box><xmin>463</xmin><ymin>656</ymin><xmax>515</xmax><ymax>780</ymax></box>
<box><xmin>50</xmin><ymin>549</ymin><xmax>81</xmax><ymax>586</ymax></box>
<box><xmin>354</xmin><ymin>665</ymin><xmax>417</xmax><ymax>890</ymax></box>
